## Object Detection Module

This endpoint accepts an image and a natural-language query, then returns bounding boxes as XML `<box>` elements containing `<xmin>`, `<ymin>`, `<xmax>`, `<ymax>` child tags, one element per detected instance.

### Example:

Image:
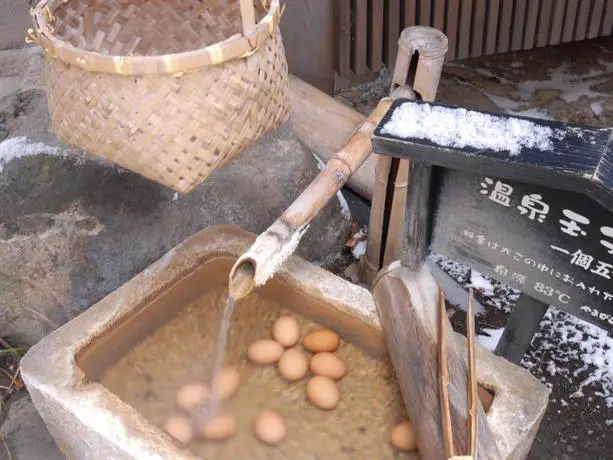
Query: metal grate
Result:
<box><xmin>336</xmin><ymin>0</ymin><xmax>613</xmax><ymax>77</ymax></box>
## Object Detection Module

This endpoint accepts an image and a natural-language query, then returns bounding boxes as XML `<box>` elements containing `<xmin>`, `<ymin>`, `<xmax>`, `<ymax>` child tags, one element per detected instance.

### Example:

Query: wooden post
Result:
<box><xmin>372</xmin><ymin>264</ymin><xmax>502</xmax><ymax>459</ymax></box>
<box><xmin>280</xmin><ymin>0</ymin><xmax>335</xmax><ymax>95</ymax></box>
<box><xmin>494</xmin><ymin>294</ymin><xmax>549</xmax><ymax>365</ymax></box>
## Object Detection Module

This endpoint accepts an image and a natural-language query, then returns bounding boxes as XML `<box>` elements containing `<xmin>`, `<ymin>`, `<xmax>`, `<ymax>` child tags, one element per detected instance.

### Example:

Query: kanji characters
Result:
<box><xmin>480</xmin><ymin>177</ymin><xmax>513</xmax><ymax>206</ymax></box>
<box><xmin>511</xmin><ymin>272</ymin><xmax>527</xmax><ymax>284</ymax></box>
<box><xmin>494</xmin><ymin>265</ymin><xmax>508</xmax><ymax>276</ymax></box>
<box><xmin>551</xmin><ymin>245</ymin><xmax>570</xmax><ymax>255</ymax></box>
<box><xmin>590</xmin><ymin>261</ymin><xmax>612</xmax><ymax>280</ymax></box>
<box><xmin>570</xmin><ymin>249</ymin><xmax>594</xmax><ymax>269</ymax></box>
<box><xmin>517</xmin><ymin>193</ymin><xmax>550</xmax><ymax>223</ymax></box>
<box><xmin>559</xmin><ymin>209</ymin><xmax>590</xmax><ymax>237</ymax></box>
<box><xmin>600</xmin><ymin>226</ymin><xmax>613</xmax><ymax>255</ymax></box>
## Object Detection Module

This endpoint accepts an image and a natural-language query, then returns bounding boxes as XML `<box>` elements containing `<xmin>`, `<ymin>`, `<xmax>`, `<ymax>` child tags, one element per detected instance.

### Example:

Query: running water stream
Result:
<box><xmin>197</xmin><ymin>262</ymin><xmax>256</xmax><ymax>424</ymax></box>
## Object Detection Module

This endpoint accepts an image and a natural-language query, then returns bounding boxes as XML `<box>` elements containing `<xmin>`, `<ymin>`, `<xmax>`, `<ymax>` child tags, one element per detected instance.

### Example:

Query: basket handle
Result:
<box><xmin>239</xmin><ymin>0</ymin><xmax>257</xmax><ymax>36</ymax></box>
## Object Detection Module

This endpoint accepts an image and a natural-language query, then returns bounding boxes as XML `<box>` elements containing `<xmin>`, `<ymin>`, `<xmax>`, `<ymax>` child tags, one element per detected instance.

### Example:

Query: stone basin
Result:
<box><xmin>21</xmin><ymin>225</ymin><xmax>549</xmax><ymax>459</ymax></box>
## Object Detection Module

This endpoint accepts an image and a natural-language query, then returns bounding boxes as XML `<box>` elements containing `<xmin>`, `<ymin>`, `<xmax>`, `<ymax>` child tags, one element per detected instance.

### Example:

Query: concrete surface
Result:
<box><xmin>0</xmin><ymin>0</ymin><xmax>32</xmax><ymax>51</ymax></box>
<box><xmin>0</xmin><ymin>396</ymin><xmax>63</xmax><ymax>460</ymax></box>
<box><xmin>21</xmin><ymin>225</ymin><xmax>548</xmax><ymax>460</ymax></box>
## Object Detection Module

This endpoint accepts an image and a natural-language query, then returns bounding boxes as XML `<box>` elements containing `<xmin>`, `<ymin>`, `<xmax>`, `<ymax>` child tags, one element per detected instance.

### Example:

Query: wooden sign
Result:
<box><xmin>431</xmin><ymin>169</ymin><xmax>613</xmax><ymax>332</ymax></box>
<box><xmin>371</xmin><ymin>98</ymin><xmax>613</xmax><ymax>334</ymax></box>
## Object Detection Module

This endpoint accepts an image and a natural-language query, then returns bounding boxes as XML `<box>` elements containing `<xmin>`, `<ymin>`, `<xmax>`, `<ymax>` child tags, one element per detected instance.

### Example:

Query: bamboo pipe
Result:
<box><xmin>228</xmin><ymin>97</ymin><xmax>395</xmax><ymax>299</ymax></box>
<box><xmin>362</xmin><ymin>26</ymin><xmax>448</xmax><ymax>285</ymax></box>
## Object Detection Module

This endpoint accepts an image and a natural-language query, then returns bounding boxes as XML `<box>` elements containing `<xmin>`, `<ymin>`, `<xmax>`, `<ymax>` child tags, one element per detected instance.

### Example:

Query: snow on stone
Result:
<box><xmin>590</xmin><ymin>101</ymin><xmax>605</xmax><ymax>117</ymax></box>
<box><xmin>516</xmin><ymin>63</ymin><xmax>613</xmax><ymax>103</ymax></box>
<box><xmin>521</xmin><ymin>307</ymin><xmax>613</xmax><ymax>409</ymax></box>
<box><xmin>470</xmin><ymin>270</ymin><xmax>495</xmax><ymax>296</ymax></box>
<box><xmin>0</xmin><ymin>136</ymin><xmax>62</xmax><ymax>172</ymax></box>
<box><xmin>507</xmin><ymin>108</ymin><xmax>553</xmax><ymax>120</ymax></box>
<box><xmin>351</xmin><ymin>240</ymin><xmax>367</xmax><ymax>259</ymax></box>
<box><xmin>477</xmin><ymin>327</ymin><xmax>504</xmax><ymax>351</ymax></box>
<box><xmin>381</xmin><ymin>102</ymin><xmax>558</xmax><ymax>156</ymax></box>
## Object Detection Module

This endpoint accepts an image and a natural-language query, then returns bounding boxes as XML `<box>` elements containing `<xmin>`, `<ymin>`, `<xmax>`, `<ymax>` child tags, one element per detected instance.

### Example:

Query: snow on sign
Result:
<box><xmin>371</xmin><ymin>98</ymin><xmax>613</xmax><ymax>334</ymax></box>
<box><xmin>430</xmin><ymin>170</ymin><xmax>613</xmax><ymax>332</ymax></box>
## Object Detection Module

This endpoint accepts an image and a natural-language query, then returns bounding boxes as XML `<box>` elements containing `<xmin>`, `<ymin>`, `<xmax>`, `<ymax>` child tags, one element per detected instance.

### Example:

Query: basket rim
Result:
<box><xmin>29</xmin><ymin>0</ymin><xmax>282</xmax><ymax>76</ymax></box>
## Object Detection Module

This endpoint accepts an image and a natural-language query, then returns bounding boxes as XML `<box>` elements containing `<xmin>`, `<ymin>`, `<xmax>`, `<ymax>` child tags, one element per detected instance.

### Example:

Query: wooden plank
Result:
<box><xmin>523</xmin><ymin>0</ymin><xmax>540</xmax><ymax>49</ymax></box>
<box><xmin>446</xmin><ymin>0</ymin><xmax>460</xmax><ymax>59</ymax></box>
<box><xmin>604</xmin><ymin>0</ymin><xmax>613</xmax><ymax>35</ymax></box>
<box><xmin>484</xmin><ymin>0</ymin><xmax>501</xmax><ymax>55</ymax></box>
<box><xmin>588</xmin><ymin>0</ymin><xmax>606</xmax><ymax>38</ymax></box>
<box><xmin>574</xmin><ymin>0</ymin><xmax>592</xmax><ymax>40</ymax></box>
<box><xmin>458</xmin><ymin>0</ymin><xmax>473</xmax><ymax>59</ymax></box>
<box><xmin>471</xmin><ymin>0</ymin><xmax>487</xmax><ymax>57</ymax></box>
<box><xmin>368</xmin><ymin>0</ymin><xmax>384</xmax><ymax>72</ymax></box>
<box><xmin>336</xmin><ymin>0</ymin><xmax>352</xmax><ymax>75</ymax></box>
<box><xmin>353</xmin><ymin>0</ymin><xmax>368</xmax><ymax>74</ymax></box>
<box><xmin>562</xmin><ymin>0</ymin><xmax>579</xmax><ymax>43</ymax></box>
<box><xmin>404</xmin><ymin>0</ymin><xmax>417</xmax><ymax>28</ymax></box>
<box><xmin>536</xmin><ymin>0</ymin><xmax>554</xmax><ymax>47</ymax></box>
<box><xmin>433</xmin><ymin>0</ymin><xmax>445</xmax><ymax>31</ymax></box>
<box><xmin>372</xmin><ymin>269</ymin><xmax>503</xmax><ymax>460</ymax></box>
<box><xmin>511</xmin><ymin>0</ymin><xmax>527</xmax><ymax>51</ymax></box>
<box><xmin>385</xmin><ymin>0</ymin><xmax>401</xmax><ymax>71</ymax></box>
<box><xmin>419</xmin><ymin>0</ymin><xmax>432</xmax><ymax>25</ymax></box>
<box><xmin>549</xmin><ymin>0</ymin><xmax>567</xmax><ymax>45</ymax></box>
<box><xmin>497</xmin><ymin>0</ymin><xmax>514</xmax><ymax>53</ymax></box>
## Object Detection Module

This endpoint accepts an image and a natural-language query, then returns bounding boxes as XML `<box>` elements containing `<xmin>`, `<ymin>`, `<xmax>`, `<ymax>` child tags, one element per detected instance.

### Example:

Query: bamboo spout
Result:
<box><xmin>229</xmin><ymin>97</ymin><xmax>395</xmax><ymax>294</ymax></box>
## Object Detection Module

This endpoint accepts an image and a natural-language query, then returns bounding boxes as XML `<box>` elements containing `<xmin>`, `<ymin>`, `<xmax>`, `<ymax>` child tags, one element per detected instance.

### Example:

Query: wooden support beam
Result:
<box><xmin>289</xmin><ymin>75</ymin><xmax>376</xmax><ymax>201</ymax></box>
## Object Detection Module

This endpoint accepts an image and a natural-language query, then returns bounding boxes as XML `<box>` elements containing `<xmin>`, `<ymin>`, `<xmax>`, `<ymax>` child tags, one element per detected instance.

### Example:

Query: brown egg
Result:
<box><xmin>253</xmin><ymin>410</ymin><xmax>286</xmax><ymax>445</ymax></box>
<box><xmin>212</xmin><ymin>367</ymin><xmax>240</xmax><ymax>401</ymax></box>
<box><xmin>247</xmin><ymin>339</ymin><xmax>285</xmax><ymax>364</ymax></box>
<box><xmin>303</xmin><ymin>329</ymin><xmax>340</xmax><ymax>353</ymax></box>
<box><xmin>306</xmin><ymin>375</ymin><xmax>339</xmax><ymax>410</ymax></box>
<box><xmin>201</xmin><ymin>413</ymin><xmax>237</xmax><ymax>441</ymax></box>
<box><xmin>277</xmin><ymin>348</ymin><xmax>309</xmax><ymax>381</ymax></box>
<box><xmin>176</xmin><ymin>382</ymin><xmax>209</xmax><ymax>410</ymax></box>
<box><xmin>390</xmin><ymin>420</ymin><xmax>417</xmax><ymax>452</ymax></box>
<box><xmin>478</xmin><ymin>385</ymin><xmax>495</xmax><ymax>413</ymax></box>
<box><xmin>309</xmin><ymin>352</ymin><xmax>347</xmax><ymax>380</ymax></box>
<box><xmin>163</xmin><ymin>414</ymin><xmax>194</xmax><ymax>444</ymax></box>
<box><xmin>272</xmin><ymin>316</ymin><xmax>300</xmax><ymax>347</ymax></box>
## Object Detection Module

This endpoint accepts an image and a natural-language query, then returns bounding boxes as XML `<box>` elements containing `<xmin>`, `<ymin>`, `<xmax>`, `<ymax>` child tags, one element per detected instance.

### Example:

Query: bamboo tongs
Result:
<box><xmin>439</xmin><ymin>287</ymin><xmax>479</xmax><ymax>460</ymax></box>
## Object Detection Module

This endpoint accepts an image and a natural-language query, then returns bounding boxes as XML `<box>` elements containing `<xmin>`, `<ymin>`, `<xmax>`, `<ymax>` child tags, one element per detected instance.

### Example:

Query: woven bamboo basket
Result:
<box><xmin>28</xmin><ymin>0</ymin><xmax>290</xmax><ymax>193</ymax></box>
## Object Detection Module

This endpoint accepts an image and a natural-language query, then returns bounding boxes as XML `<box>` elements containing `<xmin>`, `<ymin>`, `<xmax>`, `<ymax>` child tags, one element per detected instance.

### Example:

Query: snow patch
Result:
<box><xmin>516</xmin><ymin>63</ymin><xmax>612</xmax><ymax>103</ymax></box>
<box><xmin>590</xmin><ymin>101</ymin><xmax>605</xmax><ymax>117</ymax></box>
<box><xmin>351</xmin><ymin>240</ymin><xmax>367</xmax><ymax>259</ymax></box>
<box><xmin>507</xmin><ymin>108</ymin><xmax>553</xmax><ymax>120</ymax></box>
<box><xmin>312</xmin><ymin>153</ymin><xmax>352</xmax><ymax>221</ymax></box>
<box><xmin>521</xmin><ymin>307</ymin><xmax>613</xmax><ymax>409</ymax></box>
<box><xmin>381</xmin><ymin>102</ymin><xmax>559</xmax><ymax>155</ymax></box>
<box><xmin>470</xmin><ymin>270</ymin><xmax>495</xmax><ymax>296</ymax></box>
<box><xmin>0</xmin><ymin>136</ymin><xmax>63</xmax><ymax>172</ymax></box>
<box><xmin>426</xmin><ymin>259</ymin><xmax>485</xmax><ymax>315</ymax></box>
<box><xmin>477</xmin><ymin>327</ymin><xmax>504</xmax><ymax>351</ymax></box>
